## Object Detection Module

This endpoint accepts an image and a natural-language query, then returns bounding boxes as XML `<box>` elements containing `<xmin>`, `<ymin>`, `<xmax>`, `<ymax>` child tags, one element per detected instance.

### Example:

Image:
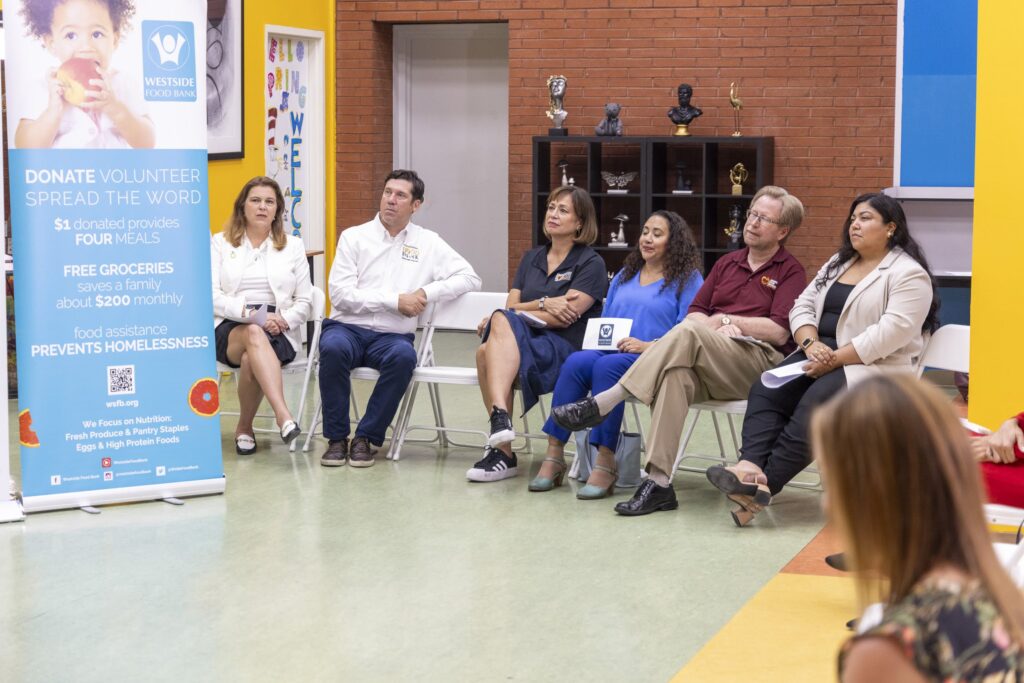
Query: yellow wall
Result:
<box><xmin>207</xmin><ymin>0</ymin><xmax>337</xmax><ymax>283</ymax></box>
<box><xmin>970</xmin><ymin>2</ymin><xmax>1024</xmax><ymax>427</ymax></box>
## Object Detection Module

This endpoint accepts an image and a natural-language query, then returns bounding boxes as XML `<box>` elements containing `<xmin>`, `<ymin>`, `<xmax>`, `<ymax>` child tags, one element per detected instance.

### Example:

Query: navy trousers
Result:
<box><xmin>543</xmin><ymin>350</ymin><xmax>639</xmax><ymax>451</ymax></box>
<box><xmin>318</xmin><ymin>320</ymin><xmax>417</xmax><ymax>445</ymax></box>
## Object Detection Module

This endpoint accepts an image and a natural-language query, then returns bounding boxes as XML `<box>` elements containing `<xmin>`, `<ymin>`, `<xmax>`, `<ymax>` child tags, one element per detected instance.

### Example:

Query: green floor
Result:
<box><xmin>1</xmin><ymin>332</ymin><xmax>826</xmax><ymax>682</ymax></box>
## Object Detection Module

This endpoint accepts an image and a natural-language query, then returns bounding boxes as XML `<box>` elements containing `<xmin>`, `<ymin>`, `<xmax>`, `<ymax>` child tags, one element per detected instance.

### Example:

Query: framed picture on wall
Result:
<box><xmin>207</xmin><ymin>0</ymin><xmax>244</xmax><ymax>159</ymax></box>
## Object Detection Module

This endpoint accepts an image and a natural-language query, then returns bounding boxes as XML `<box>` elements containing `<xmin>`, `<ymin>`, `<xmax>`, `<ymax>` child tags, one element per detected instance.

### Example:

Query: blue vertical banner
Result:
<box><xmin>5</xmin><ymin>0</ymin><xmax>224</xmax><ymax>511</ymax></box>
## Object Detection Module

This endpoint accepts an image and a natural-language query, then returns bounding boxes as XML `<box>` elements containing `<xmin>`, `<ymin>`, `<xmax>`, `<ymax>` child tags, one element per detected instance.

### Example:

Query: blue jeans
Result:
<box><xmin>543</xmin><ymin>350</ymin><xmax>639</xmax><ymax>451</ymax></box>
<box><xmin>317</xmin><ymin>320</ymin><xmax>417</xmax><ymax>445</ymax></box>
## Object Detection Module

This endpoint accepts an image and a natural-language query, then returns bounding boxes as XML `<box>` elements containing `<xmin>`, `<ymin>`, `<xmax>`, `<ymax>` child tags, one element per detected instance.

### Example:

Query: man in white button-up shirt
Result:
<box><xmin>319</xmin><ymin>169</ymin><xmax>481</xmax><ymax>468</ymax></box>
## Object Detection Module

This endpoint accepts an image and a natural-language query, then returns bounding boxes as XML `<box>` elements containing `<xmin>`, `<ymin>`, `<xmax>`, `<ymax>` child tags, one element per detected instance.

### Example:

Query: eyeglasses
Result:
<box><xmin>746</xmin><ymin>209</ymin><xmax>781</xmax><ymax>226</ymax></box>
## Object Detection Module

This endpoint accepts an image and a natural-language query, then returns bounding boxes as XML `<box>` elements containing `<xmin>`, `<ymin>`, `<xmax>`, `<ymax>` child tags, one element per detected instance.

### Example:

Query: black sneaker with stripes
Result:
<box><xmin>466</xmin><ymin>447</ymin><xmax>518</xmax><ymax>482</ymax></box>
<box><xmin>486</xmin><ymin>405</ymin><xmax>515</xmax><ymax>447</ymax></box>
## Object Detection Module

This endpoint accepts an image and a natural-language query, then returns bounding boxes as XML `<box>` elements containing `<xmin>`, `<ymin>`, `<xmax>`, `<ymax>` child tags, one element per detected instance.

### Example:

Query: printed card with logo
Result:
<box><xmin>582</xmin><ymin>318</ymin><xmax>634</xmax><ymax>350</ymax></box>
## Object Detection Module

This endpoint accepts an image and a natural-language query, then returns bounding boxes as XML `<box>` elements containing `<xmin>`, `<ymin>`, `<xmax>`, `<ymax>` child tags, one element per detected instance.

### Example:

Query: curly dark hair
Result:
<box><xmin>616</xmin><ymin>210</ymin><xmax>702</xmax><ymax>296</ymax></box>
<box><xmin>815</xmin><ymin>192</ymin><xmax>940</xmax><ymax>333</ymax></box>
<box><xmin>21</xmin><ymin>0</ymin><xmax>136</xmax><ymax>38</ymax></box>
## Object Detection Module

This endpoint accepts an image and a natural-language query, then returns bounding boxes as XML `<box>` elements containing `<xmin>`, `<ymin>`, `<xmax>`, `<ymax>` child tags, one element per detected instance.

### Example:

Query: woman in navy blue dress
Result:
<box><xmin>531</xmin><ymin>210</ymin><xmax>703</xmax><ymax>497</ymax></box>
<box><xmin>467</xmin><ymin>186</ymin><xmax>608</xmax><ymax>483</ymax></box>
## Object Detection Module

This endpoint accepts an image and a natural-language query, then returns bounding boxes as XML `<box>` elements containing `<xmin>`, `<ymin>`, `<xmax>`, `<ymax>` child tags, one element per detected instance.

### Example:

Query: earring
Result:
<box><xmin>887</xmin><ymin>231</ymin><xmax>894</xmax><ymax>239</ymax></box>
<box><xmin>575</xmin><ymin>225</ymin><xmax>582</xmax><ymax>237</ymax></box>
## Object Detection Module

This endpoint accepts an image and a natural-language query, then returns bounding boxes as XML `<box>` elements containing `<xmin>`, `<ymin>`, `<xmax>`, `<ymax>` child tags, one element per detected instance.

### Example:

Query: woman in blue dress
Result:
<box><xmin>467</xmin><ymin>186</ymin><xmax>608</xmax><ymax>483</ymax></box>
<box><xmin>531</xmin><ymin>210</ymin><xmax>704</xmax><ymax>498</ymax></box>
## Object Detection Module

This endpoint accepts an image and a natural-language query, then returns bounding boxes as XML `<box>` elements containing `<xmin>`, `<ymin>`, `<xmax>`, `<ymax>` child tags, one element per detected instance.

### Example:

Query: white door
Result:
<box><xmin>393</xmin><ymin>24</ymin><xmax>509</xmax><ymax>291</ymax></box>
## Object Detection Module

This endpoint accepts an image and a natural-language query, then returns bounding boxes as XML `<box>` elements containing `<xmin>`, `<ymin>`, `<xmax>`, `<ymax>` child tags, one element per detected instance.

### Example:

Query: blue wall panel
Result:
<box><xmin>899</xmin><ymin>0</ymin><xmax>977</xmax><ymax>187</ymax></box>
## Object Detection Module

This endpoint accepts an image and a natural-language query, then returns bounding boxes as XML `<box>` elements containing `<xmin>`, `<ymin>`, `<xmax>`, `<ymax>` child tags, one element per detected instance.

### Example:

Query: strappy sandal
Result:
<box><xmin>705</xmin><ymin>464</ymin><xmax>772</xmax><ymax>506</ymax></box>
<box><xmin>529</xmin><ymin>457</ymin><xmax>568</xmax><ymax>492</ymax></box>
<box><xmin>728</xmin><ymin>493</ymin><xmax>765</xmax><ymax>527</ymax></box>
<box><xmin>577</xmin><ymin>463</ymin><xmax>618</xmax><ymax>500</ymax></box>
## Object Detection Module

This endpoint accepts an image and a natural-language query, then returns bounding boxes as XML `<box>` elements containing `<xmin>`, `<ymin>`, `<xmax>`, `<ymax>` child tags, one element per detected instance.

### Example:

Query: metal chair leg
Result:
<box><xmin>427</xmin><ymin>383</ymin><xmax>449</xmax><ymax>448</ymax></box>
<box><xmin>302</xmin><ymin>401</ymin><xmax>322</xmax><ymax>453</ymax></box>
<box><xmin>629</xmin><ymin>402</ymin><xmax>646</xmax><ymax>453</ymax></box>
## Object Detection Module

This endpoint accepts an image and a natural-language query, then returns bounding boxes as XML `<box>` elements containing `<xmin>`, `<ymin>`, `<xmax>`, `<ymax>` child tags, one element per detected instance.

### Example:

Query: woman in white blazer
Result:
<box><xmin>706</xmin><ymin>192</ymin><xmax>939</xmax><ymax>526</ymax></box>
<box><xmin>212</xmin><ymin>177</ymin><xmax>312</xmax><ymax>454</ymax></box>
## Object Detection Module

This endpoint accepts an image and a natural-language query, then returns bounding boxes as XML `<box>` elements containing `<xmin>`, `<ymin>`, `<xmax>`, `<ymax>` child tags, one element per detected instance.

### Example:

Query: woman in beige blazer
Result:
<box><xmin>706</xmin><ymin>192</ymin><xmax>938</xmax><ymax>526</ymax></box>
<box><xmin>212</xmin><ymin>177</ymin><xmax>312</xmax><ymax>454</ymax></box>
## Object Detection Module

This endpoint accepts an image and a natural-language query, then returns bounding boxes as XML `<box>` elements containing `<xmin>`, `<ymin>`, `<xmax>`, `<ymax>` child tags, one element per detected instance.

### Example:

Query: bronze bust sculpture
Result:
<box><xmin>667</xmin><ymin>83</ymin><xmax>702</xmax><ymax>136</ymax></box>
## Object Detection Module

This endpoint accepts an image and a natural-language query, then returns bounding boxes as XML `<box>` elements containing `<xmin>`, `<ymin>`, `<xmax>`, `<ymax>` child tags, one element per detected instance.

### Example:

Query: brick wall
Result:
<box><xmin>336</xmin><ymin>0</ymin><xmax>897</xmax><ymax>280</ymax></box>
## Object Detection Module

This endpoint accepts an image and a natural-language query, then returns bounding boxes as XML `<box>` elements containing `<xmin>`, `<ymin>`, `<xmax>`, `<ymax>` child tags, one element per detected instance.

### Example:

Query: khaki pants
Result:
<box><xmin>619</xmin><ymin>320</ymin><xmax>783</xmax><ymax>478</ymax></box>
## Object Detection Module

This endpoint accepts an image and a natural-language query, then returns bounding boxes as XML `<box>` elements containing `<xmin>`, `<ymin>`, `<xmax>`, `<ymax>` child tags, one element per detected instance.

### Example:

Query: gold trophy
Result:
<box><xmin>729</xmin><ymin>82</ymin><xmax>743</xmax><ymax>137</ymax></box>
<box><xmin>729</xmin><ymin>163</ymin><xmax>749</xmax><ymax>195</ymax></box>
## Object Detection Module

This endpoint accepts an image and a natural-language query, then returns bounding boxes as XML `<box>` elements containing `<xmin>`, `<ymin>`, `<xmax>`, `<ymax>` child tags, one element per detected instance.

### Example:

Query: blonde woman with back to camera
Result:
<box><xmin>211</xmin><ymin>176</ymin><xmax>312</xmax><ymax>455</ymax></box>
<box><xmin>813</xmin><ymin>374</ymin><xmax>1024</xmax><ymax>682</ymax></box>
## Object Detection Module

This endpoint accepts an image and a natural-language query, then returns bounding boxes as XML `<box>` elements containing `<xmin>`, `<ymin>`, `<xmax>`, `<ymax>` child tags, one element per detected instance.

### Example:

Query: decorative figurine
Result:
<box><xmin>601</xmin><ymin>171</ymin><xmax>638</xmax><ymax>194</ymax></box>
<box><xmin>595</xmin><ymin>103</ymin><xmax>624</xmax><ymax>136</ymax></box>
<box><xmin>609</xmin><ymin>214</ymin><xmax>629</xmax><ymax>246</ymax></box>
<box><xmin>546</xmin><ymin>75</ymin><xmax>568</xmax><ymax>135</ymax></box>
<box><xmin>667</xmin><ymin>83</ymin><xmax>703</xmax><ymax>136</ymax></box>
<box><xmin>557</xmin><ymin>158</ymin><xmax>569</xmax><ymax>186</ymax></box>
<box><xmin>568</xmin><ymin>177</ymin><xmax>576</xmax><ymax>187</ymax></box>
<box><xmin>729</xmin><ymin>82</ymin><xmax>743</xmax><ymax>137</ymax></box>
<box><xmin>724</xmin><ymin>204</ymin><xmax>744</xmax><ymax>249</ymax></box>
<box><xmin>673</xmin><ymin>162</ymin><xmax>693</xmax><ymax>194</ymax></box>
<box><xmin>729</xmin><ymin>162</ymin><xmax>749</xmax><ymax>195</ymax></box>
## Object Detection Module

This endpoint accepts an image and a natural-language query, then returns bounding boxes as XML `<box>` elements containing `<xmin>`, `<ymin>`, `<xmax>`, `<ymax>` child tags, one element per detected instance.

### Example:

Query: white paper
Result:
<box><xmin>582</xmin><ymin>317</ymin><xmax>634</xmax><ymax>350</ymax></box>
<box><xmin>248</xmin><ymin>304</ymin><xmax>269</xmax><ymax>326</ymax></box>
<box><xmin>760</xmin><ymin>362</ymin><xmax>808</xmax><ymax>389</ymax></box>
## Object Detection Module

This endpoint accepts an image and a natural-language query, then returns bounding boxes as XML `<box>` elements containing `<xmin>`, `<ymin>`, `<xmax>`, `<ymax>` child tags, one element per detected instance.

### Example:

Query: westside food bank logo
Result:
<box><xmin>142</xmin><ymin>21</ymin><xmax>197</xmax><ymax>102</ymax></box>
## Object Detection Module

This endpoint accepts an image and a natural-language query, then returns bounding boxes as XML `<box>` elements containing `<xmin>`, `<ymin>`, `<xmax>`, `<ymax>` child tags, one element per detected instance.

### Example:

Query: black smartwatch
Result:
<box><xmin>800</xmin><ymin>337</ymin><xmax>816</xmax><ymax>350</ymax></box>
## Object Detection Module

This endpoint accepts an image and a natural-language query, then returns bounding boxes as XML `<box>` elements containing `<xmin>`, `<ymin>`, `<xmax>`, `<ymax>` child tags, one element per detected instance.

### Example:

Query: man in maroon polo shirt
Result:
<box><xmin>552</xmin><ymin>185</ymin><xmax>806</xmax><ymax>516</ymax></box>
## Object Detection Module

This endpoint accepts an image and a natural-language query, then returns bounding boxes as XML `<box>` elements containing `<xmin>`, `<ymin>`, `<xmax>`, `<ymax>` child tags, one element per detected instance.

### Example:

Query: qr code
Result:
<box><xmin>107</xmin><ymin>365</ymin><xmax>136</xmax><ymax>395</ymax></box>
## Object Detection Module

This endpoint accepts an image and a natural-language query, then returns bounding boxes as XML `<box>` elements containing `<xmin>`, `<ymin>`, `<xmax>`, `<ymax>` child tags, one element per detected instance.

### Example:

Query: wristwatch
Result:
<box><xmin>720</xmin><ymin>315</ymin><xmax>731</xmax><ymax>326</ymax></box>
<box><xmin>801</xmin><ymin>337</ymin><xmax>817</xmax><ymax>349</ymax></box>
<box><xmin>539</xmin><ymin>297</ymin><xmax>547</xmax><ymax>311</ymax></box>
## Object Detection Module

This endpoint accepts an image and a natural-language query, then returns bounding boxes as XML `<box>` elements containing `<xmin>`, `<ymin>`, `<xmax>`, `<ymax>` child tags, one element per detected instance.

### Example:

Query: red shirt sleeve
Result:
<box><xmin>687</xmin><ymin>258</ymin><xmax>721</xmax><ymax>317</ymax></box>
<box><xmin>767</xmin><ymin>256</ymin><xmax>808</xmax><ymax>331</ymax></box>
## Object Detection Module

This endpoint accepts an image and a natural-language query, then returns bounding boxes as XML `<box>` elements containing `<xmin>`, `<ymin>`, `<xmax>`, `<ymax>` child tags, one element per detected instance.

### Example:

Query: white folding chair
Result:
<box><xmin>217</xmin><ymin>286</ymin><xmax>326</xmax><ymax>446</ymax></box>
<box><xmin>299</xmin><ymin>305</ymin><xmax>437</xmax><ymax>453</ymax></box>
<box><xmin>387</xmin><ymin>291</ymin><xmax>552</xmax><ymax>461</ymax></box>
<box><xmin>915</xmin><ymin>323</ymin><xmax>969</xmax><ymax>377</ymax></box>
<box><xmin>670</xmin><ymin>391</ymin><xmax>825</xmax><ymax>491</ymax></box>
<box><xmin>672</xmin><ymin>399</ymin><xmax>747</xmax><ymax>476</ymax></box>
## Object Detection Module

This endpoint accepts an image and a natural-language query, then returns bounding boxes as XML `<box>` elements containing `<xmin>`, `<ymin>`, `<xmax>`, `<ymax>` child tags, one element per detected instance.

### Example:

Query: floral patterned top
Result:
<box><xmin>838</xmin><ymin>578</ymin><xmax>1024</xmax><ymax>681</ymax></box>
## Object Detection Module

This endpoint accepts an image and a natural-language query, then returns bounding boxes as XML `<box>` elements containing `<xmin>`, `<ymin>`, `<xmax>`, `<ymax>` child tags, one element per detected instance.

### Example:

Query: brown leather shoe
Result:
<box><xmin>320</xmin><ymin>439</ymin><xmax>349</xmax><ymax>467</ymax></box>
<box><xmin>349</xmin><ymin>436</ymin><xmax>376</xmax><ymax>468</ymax></box>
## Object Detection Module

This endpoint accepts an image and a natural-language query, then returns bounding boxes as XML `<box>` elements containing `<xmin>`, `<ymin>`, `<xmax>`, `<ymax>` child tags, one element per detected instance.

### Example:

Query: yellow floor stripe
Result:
<box><xmin>670</xmin><ymin>574</ymin><xmax>856</xmax><ymax>683</ymax></box>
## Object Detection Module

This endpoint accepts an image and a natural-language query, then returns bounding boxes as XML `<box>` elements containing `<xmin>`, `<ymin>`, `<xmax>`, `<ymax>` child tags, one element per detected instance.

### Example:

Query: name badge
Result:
<box><xmin>402</xmin><ymin>245</ymin><xmax>420</xmax><ymax>262</ymax></box>
<box><xmin>554</xmin><ymin>270</ymin><xmax>572</xmax><ymax>283</ymax></box>
<box><xmin>761</xmin><ymin>275</ymin><xmax>778</xmax><ymax>290</ymax></box>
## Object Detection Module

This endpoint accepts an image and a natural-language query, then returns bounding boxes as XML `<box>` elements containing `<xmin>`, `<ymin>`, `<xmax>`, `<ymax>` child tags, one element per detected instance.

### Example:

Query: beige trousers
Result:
<box><xmin>618</xmin><ymin>320</ymin><xmax>783</xmax><ymax>477</ymax></box>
